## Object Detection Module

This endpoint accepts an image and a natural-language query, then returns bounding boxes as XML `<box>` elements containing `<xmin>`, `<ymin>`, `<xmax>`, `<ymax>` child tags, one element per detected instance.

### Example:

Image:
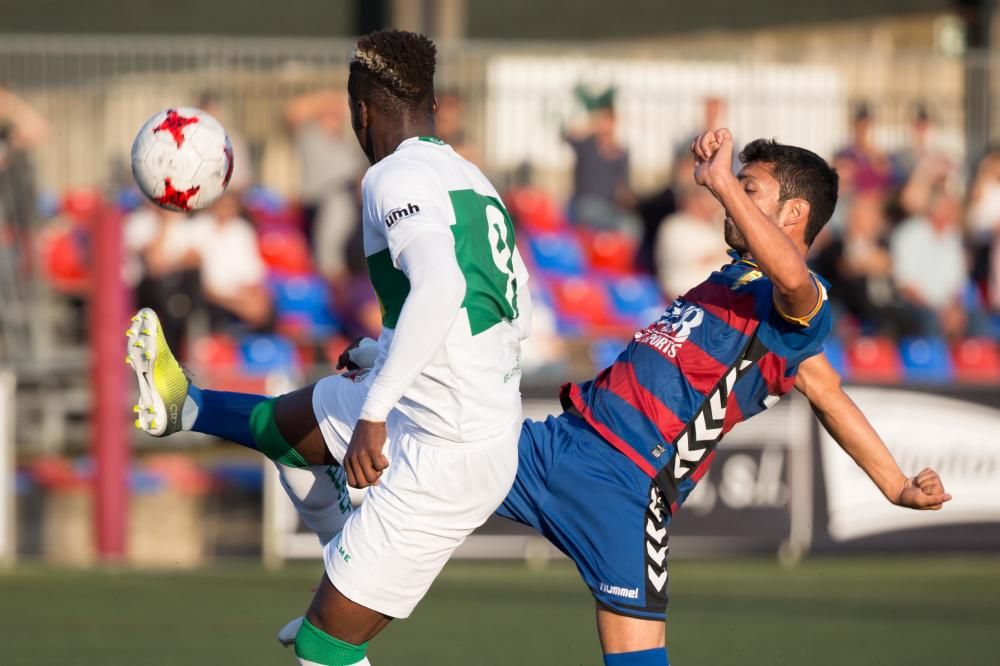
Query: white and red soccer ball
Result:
<box><xmin>131</xmin><ymin>107</ymin><xmax>234</xmax><ymax>212</ymax></box>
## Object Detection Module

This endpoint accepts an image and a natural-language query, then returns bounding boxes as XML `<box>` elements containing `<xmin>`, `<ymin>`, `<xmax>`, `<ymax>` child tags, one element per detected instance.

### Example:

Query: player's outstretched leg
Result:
<box><xmin>128</xmin><ymin>307</ymin><xmax>352</xmax><ymax>542</ymax></box>
<box><xmin>126</xmin><ymin>307</ymin><xmax>333</xmax><ymax>466</ymax></box>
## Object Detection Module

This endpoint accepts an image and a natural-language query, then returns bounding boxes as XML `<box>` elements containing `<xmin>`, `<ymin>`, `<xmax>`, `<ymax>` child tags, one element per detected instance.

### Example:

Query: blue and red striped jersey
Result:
<box><xmin>561</xmin><ymin>256</ymin><xmax>831</xmax><ymax>513</ymax></box>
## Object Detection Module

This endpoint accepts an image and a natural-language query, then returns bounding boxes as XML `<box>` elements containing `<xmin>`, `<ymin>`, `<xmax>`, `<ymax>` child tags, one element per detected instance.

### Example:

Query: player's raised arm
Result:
<box><xmin>795</xmin><ymin>353</ymin><xmax>952</xmax><ymax>510</ymax></box>
<box><xmin>692</xmin><ymin>130</ymin><xmax>826</xmax><ymax>322</ymax></box>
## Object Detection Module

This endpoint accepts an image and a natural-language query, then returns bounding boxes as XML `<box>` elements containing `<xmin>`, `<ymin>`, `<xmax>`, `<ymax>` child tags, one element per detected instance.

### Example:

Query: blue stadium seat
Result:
<box><xmin>590</xmin><ymin>337</ymin><xmax>624</xmax><ymax>371</ymax></box>
<box><xmin>899</xmin><ymin>337</ymin><xmax>953</xmax><ymax>383</ymax></box>
<box><xmin>606</xmin><ymin>276</ymin><xmax>664</xmax><ymax>324</ymax></box>
<box><xmin>239</xmin><ymin>334</ymin><xmax>297</xmax><ymax>374</ymax></box>
<box><xmin>821</xmin><ymin>338</ymin><xmax>848</xmax><ymax>377</ymax></box>
<box><xmin>527</xmin><ymin>231</ymin><xmax>585</xmax><ymax>276</ymax></box>
<box><xmin>271</xmin><ymin>275</ymin><xmax>340</xmax><ymax>335</ymax></box>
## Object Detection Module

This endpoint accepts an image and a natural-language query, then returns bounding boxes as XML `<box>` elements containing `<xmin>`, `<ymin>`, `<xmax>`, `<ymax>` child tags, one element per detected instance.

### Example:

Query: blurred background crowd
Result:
<box><xmin>7</xmin><ymin>80</ymin><xmax>1000</xmax><ymax>396</ymax></box>
<box><xmin>2</xmin><ymin>0</ymin><xmax>1000</xmax><ymax>560</ymax></box>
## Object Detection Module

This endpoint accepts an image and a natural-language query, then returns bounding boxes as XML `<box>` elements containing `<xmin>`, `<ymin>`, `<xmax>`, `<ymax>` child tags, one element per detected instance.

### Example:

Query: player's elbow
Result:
<box><xmin>423</xmin><ymin>262</ymin><xmax>466</xmax><ymax>313</ymax></box>
<box><xmin>773</xmin><ymin>265</ymin><xmax>813</xmax><ymax>300</ymax></box>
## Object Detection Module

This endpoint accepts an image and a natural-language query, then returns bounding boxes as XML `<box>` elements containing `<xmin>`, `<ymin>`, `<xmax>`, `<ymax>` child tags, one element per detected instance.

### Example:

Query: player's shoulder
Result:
<box><xmin>363</xmin><ymin>147</ymin><xmax>442</xmax><ymax>195</ymax></box>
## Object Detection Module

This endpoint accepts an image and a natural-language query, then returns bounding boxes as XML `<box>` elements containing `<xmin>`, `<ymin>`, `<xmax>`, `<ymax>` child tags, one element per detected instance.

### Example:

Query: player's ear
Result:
<box><xmin>783</xmin><ymin>199</ymin><xmax>810</xmax><ymax>229</ymax></box>
<box><xmin>432</xmin><ymin>96</ymin><xmax>439</xmax><ymax>114</ymax></box>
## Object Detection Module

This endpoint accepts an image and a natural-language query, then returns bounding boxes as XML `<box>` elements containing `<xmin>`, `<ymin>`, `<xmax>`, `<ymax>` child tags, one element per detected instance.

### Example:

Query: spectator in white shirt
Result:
<box><xmin>654</xmin><ymin>177</ymin><xmax>728</xmax><ymax>300</ymax></box>
<box><xmin>891</xmin><ymin>189</ymin><xmax>971</xmax><ymax>338</ymax></box>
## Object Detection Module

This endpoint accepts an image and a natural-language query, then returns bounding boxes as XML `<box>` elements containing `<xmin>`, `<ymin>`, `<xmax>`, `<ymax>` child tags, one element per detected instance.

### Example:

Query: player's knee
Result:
<box><xmin>603</xmin><ymin>647</ymin><xmax>669</xmax><ymax>666</ymax></box>
<box><xmin>249</xmin><ymin>398</ymin><xmax>309</xmax><ymax>468</ymax></box>
<box><xmin>294</xmin><ymin>617</ymin><xmax>369</xmax><ymax>666</ymax></box>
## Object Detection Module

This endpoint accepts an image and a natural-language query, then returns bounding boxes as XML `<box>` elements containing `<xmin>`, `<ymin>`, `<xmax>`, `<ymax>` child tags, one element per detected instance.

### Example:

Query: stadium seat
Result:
<box><xmin>820</xmin><ymin>338</ymin><xmax>849</xmax><ymax>377</ymax></box>
<box><xmin>271</xmin><ymin>275</ymin><xmax>340</xmax><ymax>336</ymax></box>
<box><xmin>989</xmin><ymin>314</ymin><xmax>1000</xmax><ymax>339</ymax></box>
<box><xmin>187</xmin><ymin>334</ymin><xmax>239</xmax><ymax>370</ymax></box>
<box><xmin>38</xmin><ymin>227</ymin><xmax>88</xmax><ymax>292</ymax></box>
<box><xmin>606</xmin><ymin>275</ymin><xmax>664</xmax><ymax>325</ymax></box>
<box><xmin>551</xmin><ymin>276</ymin><xmax>614</xmax><ymax>326</ymax></box>
<box><xmin>259</xmin><ymin>227</ymin><xmax>312</xmax><ymax>275</ymax></box>
<box><xmin>60</xmin><ymin>188</ymin><xmax>104</xmax><ymax>224</ymax></box>
<box><xmin>899</xmin><ymin>337</ymin><xmax>953</xmax><ymax>383</ymax></box>
<box><xmin>952</xmin><ymin>338</ymin><xmax>1000</xmax><ymax>383</ymax></box>
<box><xmin>590</xmin><ymin>337</ymin><xmax>624</xmax><ymax>371</ymax></box>
<box><xmin>505</xmin><ymin>188</ymin><xmax>564</xmax><ymax>233</ymax></box>
<box><xmin>844</xmin><ymin>337</ymin><xmax>903</xmax><ymax>383</ymax></box>
<box><xmin>239</xmin><ymin>334</ymin><xmax>297</xmax><ymax>374</ymax></box>
<box><xmin>526</xmin><ymin>231</ymin><xmax>586</xmax><ymax>277</ymax></box>
<box><xmin>580</xmin><ymin>229</ymin><xmax>636</xmax><ymax>275</ymax></box>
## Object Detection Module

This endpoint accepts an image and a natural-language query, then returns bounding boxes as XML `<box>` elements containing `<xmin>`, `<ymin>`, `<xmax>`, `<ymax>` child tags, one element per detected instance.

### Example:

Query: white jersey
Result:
<box><xmin>361</xmin><ymin>136</ymin><xmax>530</xmax><ymax>442</ymax></box>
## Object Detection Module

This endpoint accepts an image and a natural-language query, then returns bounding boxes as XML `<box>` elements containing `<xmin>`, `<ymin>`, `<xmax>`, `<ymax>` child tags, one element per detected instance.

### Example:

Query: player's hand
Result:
<box><xmin>344</xmin><ymin>420</ymin><xmax>389</xmax><ymax>488</ymax></box>
<box><xmin>336</xmin><ymin>337</ymin><xmax>378</xmax><ymax>372</ymax></box>
<box><xmin>893</xmin><ymin>468</ymin><xmax>952</xmax><ymax>510</ymax></box>
<box><xmin>691</xmin><ymin>128</ymin><xmax>736</xmax><ymax>193</ymax></box>
<box><xmin>336</xmin><ymin>337</ymin><xmax>367</xmax><ymax>371</ymax></box>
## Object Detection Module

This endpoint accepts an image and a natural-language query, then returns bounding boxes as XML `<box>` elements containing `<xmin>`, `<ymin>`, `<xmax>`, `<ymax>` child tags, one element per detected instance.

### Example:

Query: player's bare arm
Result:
<box><xmin>795</xmin><ymin>353</ymin><xmax>952</xmax><ymax>510</ymax></box>
<box><xmin>692</xmin><ymin>128</ymin><xmax>819</xmax><ymax>319</ymax></box>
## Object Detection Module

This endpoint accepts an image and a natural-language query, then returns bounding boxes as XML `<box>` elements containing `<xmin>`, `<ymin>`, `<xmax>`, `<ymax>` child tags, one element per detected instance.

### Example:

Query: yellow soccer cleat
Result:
<box><xmin>125</xmin><ymin>308</ymin><xmax>190</xmax><ymax>436</ymax></box>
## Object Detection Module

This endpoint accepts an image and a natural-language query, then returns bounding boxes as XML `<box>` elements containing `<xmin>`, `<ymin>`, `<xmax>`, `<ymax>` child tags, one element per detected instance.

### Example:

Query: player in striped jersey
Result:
<box><xmin>277</xmin><ymin>131</ymin><xmax>950</xmax><ymax>665</ymax></box>
<box><xmin>493</xmin><ymin>131</ymin><xmax>949</xmax><ymax>665</ymax></box>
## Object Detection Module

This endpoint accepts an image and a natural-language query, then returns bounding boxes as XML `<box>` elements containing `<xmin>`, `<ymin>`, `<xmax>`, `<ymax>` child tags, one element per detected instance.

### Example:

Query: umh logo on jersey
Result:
<box><xmin>634</xmin><ymin>301</ymin><xmax>704</xmax><ymax>359</ymax></box>
<box><xmin>384</xmin><ymin>202</ymin><xmax>420</xmax><ymax>229</ymax></box>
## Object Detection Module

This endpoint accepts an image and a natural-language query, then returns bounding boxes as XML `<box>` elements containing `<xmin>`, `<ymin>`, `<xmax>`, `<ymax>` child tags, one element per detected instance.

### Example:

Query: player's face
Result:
<box><xmin>724</xmin><ymin>162</ymin><xmax>785</xmax><ymax>254</ymax></box>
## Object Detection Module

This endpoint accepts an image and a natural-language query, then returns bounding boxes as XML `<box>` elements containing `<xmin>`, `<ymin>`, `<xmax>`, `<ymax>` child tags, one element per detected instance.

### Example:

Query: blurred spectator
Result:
<box><xmin>563</xmin><ymin>85</ymin><xmax>640</xmax><ymax>239</ymax></box>
<box><xmin>966</xmin><ymin>146</ymin><xmax>1000</xmax><ymax>291</ymax></box>
<box><xmin>836</xmin><ymin>103</ymin><xmax>892</xmax><ymax>196</ymax></box>
<box><xmin>893</xmin><ymin>105</ymin><xmax>956</xmax><ymax>219</ymax></box>
<box><xmin>198</xmin><ymin>91</ymin><xmax>254</xmax><ymax>193</ymax></box>
<box><xmin>677</xmin><ymin>96</ymin><xmax>739</xmax><ymax>168</ymax></box>
<box><xmin>190</xmin><ymin>192</ymin><xmax>272</xmax><ymax>333</ymax></box>
<box><xmin>0</xmin><ymin>85</ymin><xmax>48</xmax><ymax>239</ymax></box>
<box><xmin>435</xmin><ymin>90</ymin><xmax>480</xmax><ymax>164</ymax></box>
<box><xmin>967</xmin><ymin>147</ymin><xmax>1000</xmax><ymax>241</ymax></box>
<box><xmin>810</xmin><ymin>193</ymin><xmax>923</xmax><ymax>337</ymax></box>
<box><xmin>654</xmin><ymin>168</ymin><xmax>728</xmax><ymax>300</ymax></box>
<box><xmin>638</xmin><ymin>96</ymin><xmax>733</xmax><ymax>273</ymax></box>
<box><xmin>284</xmin><ymin>90</ymin><xmax>365</xmax><ymax>284</ymax></box>
<box><xmin>126</xmin><ymin>204</ymin><xmax>202</xmax><ymax>353</ymax></box>
<box><xmin>891</xmin><ymin>190</ymin><xmax>977</xmax><ymax>338</ymax></box>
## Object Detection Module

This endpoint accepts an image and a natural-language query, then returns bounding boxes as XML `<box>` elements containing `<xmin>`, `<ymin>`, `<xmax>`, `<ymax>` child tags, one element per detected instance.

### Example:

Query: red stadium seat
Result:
<box><xmin>552</xmin><ymin>276</ymin><xmax>614</xmax><ymax>326</ymax></box>
<box><xmin>952</xmin><ymin>338</ymin><xmax>1000</xmax><ymax>384</ymax></box>
<box><xmin>37</xmin><ymin>227</ymin><xmax>89</xmax><ymax>292</ymax></box>
<box><xmin>579</xmin><ymin>229</ymin><xmax>636</xmax><ymax>275</ymax></box>
<box><xmin>187</xmin><ymin>334</ymin><xmax>239</xmax><ymax>370</ymax></box>
<box><xmin>259</xmin><ymin>228</ymin><xmax>312</xmax><ymax>275</ymax></box>
<box><xmin>505</xmin><ymin>187</ymin><xmax>565</xmax><ymax>233</ymax></box>
<box><xmin>844</xmin><ymin>337</ymin><xmax>903</xmax><ymax>383</ymax></box>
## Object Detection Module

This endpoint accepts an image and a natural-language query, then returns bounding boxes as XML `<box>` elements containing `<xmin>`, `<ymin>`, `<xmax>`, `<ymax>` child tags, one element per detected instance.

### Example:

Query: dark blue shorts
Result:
<box><xmin>496</xmin><ymin>412</ymin><xmax>671</xmax><ymax>619</ymax></box>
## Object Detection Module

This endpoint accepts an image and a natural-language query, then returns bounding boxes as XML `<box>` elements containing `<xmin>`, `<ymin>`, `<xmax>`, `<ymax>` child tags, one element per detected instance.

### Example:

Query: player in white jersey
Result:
<box><xmin>125</xmin><ymin>30</ymin><xmax>530</xmax><ymax>666</ymax></box>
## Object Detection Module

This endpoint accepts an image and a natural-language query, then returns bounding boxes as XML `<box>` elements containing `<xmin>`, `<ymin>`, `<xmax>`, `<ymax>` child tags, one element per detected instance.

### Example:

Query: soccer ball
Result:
<box><xmin>131</xmin><ymin>107</ymin><xmax>234</xmax><ymax>212</ymax></box>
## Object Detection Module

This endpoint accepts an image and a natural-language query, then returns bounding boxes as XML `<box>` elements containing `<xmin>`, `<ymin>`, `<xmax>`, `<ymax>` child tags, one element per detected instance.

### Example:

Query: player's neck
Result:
<box><xmin>372</xmin><ymin>119</ymin><xmax>437</xmax><ymax>162</ymax></box>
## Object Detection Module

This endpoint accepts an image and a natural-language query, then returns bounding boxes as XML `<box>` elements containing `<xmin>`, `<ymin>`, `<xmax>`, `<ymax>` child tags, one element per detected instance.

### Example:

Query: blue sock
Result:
<box><xmin>188</xmin><ymin>386</ymin><xmax>267</xmax><ymax>450</ymax></box>
<box><xmin>604</xmin><ymin>647</ymin><xmax>668</xmax><ymax>666</ymax></box>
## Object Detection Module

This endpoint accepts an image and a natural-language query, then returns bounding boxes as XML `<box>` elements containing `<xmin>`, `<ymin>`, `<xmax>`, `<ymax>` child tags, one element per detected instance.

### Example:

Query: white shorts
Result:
<box><xmin>311</xmin><ymin>374</ymin><xmax>520</xmax><ymax>618</ymax></box>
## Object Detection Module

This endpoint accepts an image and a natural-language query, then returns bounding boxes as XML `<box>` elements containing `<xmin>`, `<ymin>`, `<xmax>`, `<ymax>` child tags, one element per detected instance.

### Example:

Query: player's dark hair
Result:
<box><xmin>740</xmin><ymin>139</ymin><xmax>839</xmax><ymax>246</ymax></box>
<box><xmin>348</xmin><ymin>30</ymin><xmax>436</xmax><ymax>119</ymax></box>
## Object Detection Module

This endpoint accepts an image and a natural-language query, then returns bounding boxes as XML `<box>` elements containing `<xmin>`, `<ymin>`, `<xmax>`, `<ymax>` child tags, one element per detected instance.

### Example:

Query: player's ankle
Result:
<box><xmin>182</xmin><ymin>384</ymin><xmax>203</xmax><ymax>431</ymax></box>
<box><xmin>294</xmin><ymin>618</ymin><xmax>370</xmax><ymax>665</ymax></box>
